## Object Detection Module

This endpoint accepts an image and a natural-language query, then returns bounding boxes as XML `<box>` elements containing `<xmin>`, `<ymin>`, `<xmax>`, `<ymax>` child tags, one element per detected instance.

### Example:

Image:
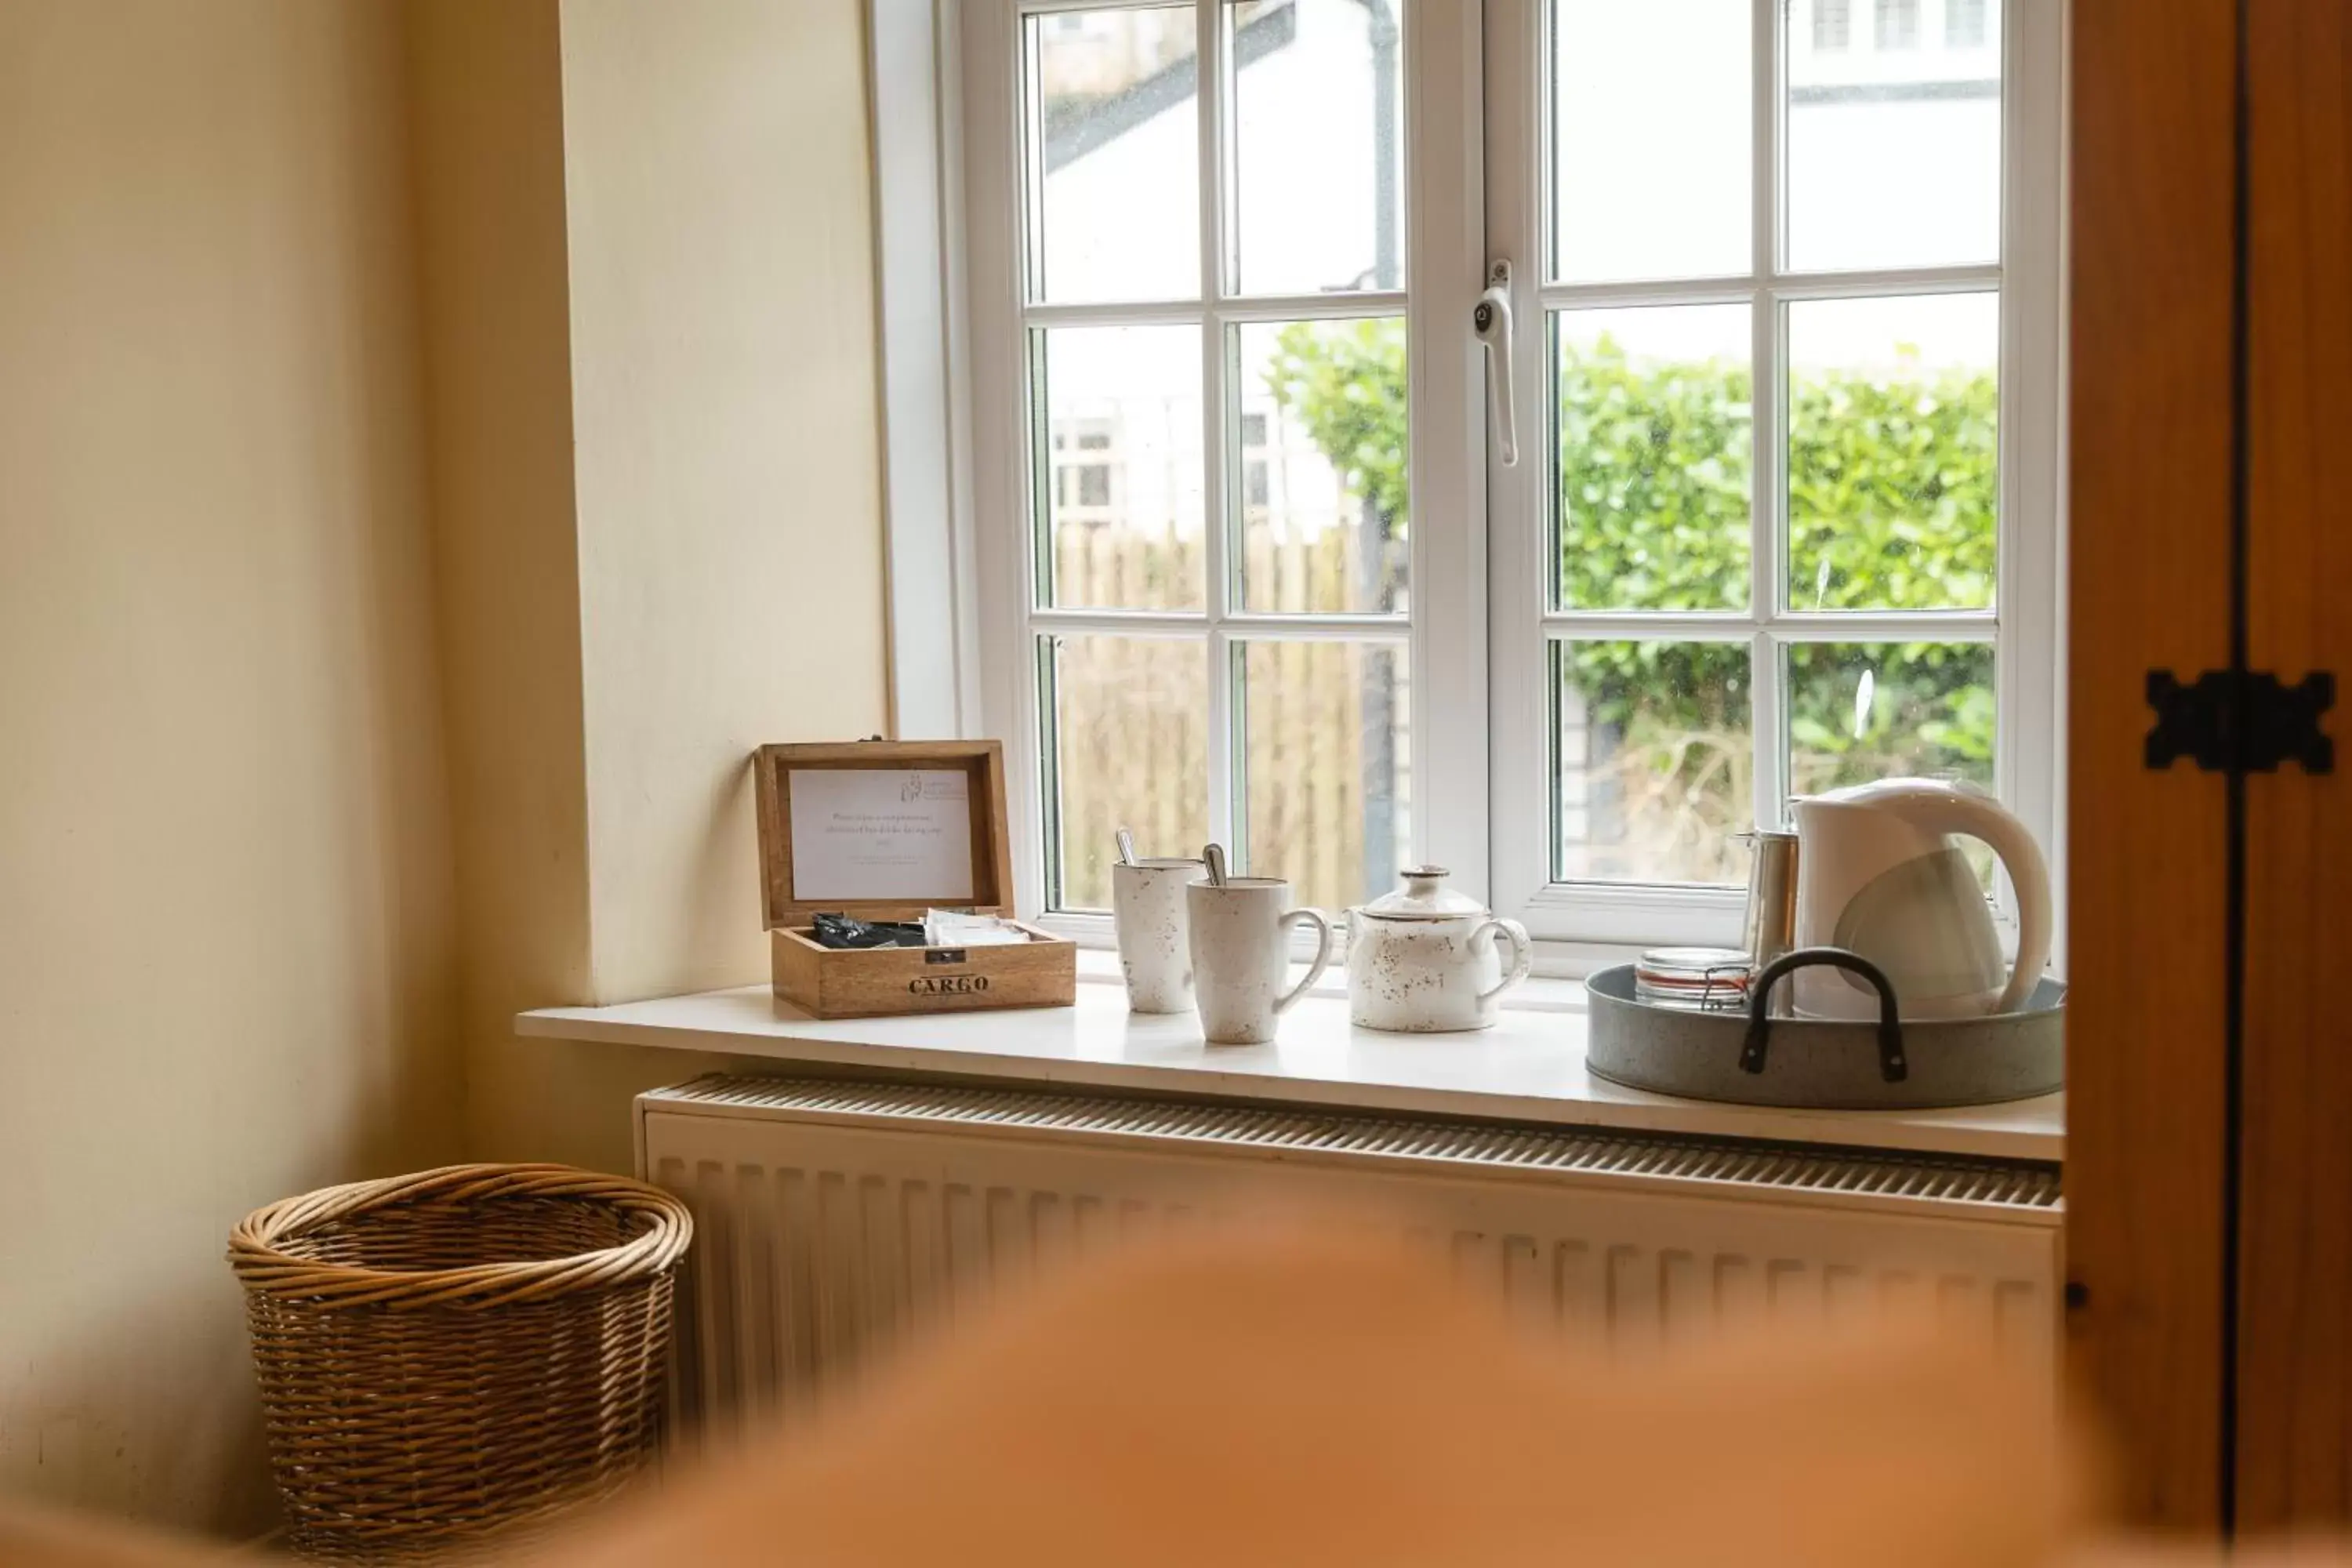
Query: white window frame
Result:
<box><xmin>871</xmin><ymin>0</ymin><xmax>2066</xmax><ymax>967</ymax></box>
<box><xmin>956</xmin><ymin>0</ymin><xmax>1489</xmax><ymax>946</ymax></box>
<box><xmin>1483</xmin><ymin>0</ymin><xmax>2064</xmax><ymax>956</ymax></box>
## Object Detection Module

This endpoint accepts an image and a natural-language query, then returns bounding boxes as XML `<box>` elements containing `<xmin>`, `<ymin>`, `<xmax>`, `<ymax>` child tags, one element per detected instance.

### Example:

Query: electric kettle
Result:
<box><xmin>1788</xmin><ymin>778</ymin><xmax>2052</xmax><ymax>1021</ymax></box>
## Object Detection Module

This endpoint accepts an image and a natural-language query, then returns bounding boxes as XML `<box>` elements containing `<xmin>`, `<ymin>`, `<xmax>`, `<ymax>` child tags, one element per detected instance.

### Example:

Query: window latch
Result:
<box><xmin>2145</xmin><ymin>669</ymin><xmax>2336</xmax><ymax>774</ymax></box>
<box><xmin>1474</xmin><ymin>259</ymin><xmax>1519</xmax><ymax>468</ymax></box>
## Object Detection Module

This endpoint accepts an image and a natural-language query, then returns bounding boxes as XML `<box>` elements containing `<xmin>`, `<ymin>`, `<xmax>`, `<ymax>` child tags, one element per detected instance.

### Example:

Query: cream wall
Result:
<box><xmin>403</xmin><ymin>0</ymin><xmax>613</xmax><ymax>1171</ymax></box>
<box><xmin>0</xmin><ymin>0</ymin><xmax>890</xmax><ymax>1528</ymax></box>
<box><xmin>562</xmin><ymin>0</ymin><xmax>891</xmax><ymax>1007</ymax></box>
<box><xmin>0</xmin><ymin>0</ymin><xmax>458</xmax><ymax>1537</ymax></box>
<box><xmin>415</xmin><ymin>0</ymin><xmax>890</xmax><ymax>1172</ymax></box>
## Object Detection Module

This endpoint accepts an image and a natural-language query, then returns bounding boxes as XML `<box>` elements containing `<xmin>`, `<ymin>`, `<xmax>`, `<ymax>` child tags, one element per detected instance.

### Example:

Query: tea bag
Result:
<box><xmin>924</xmin><ymin>910</ymin><xmax>1029</xmax><ymax>947</ymax></box>
<box><xmin>810</xmin><ymin>912</ymin><xmax>928</xmax><ymax>949</ymax></box>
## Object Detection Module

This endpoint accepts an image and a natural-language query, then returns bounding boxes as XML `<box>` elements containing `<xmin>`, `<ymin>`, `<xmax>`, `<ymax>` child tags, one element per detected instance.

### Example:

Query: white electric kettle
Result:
<box><xmin>1788</xmin><ymin>778</ymin><xmax>2052</xmax><ymax>1021</ymax></box>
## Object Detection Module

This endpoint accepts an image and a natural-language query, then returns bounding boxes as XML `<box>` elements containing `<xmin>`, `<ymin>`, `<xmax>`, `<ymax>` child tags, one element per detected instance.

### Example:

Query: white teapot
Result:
<box><xmin>1345</xmin><ymin>867</ymin><xmax>1532</xmax><ymax>1033</ymax></box>
<box><xmin>1789</xmin><ymin>778</ymin><xmax>2053</xmax><ymax>1021</ymax></box>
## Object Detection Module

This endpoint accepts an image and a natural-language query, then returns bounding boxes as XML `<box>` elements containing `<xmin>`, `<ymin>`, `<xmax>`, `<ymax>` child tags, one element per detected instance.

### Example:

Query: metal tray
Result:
<box><xmin>1584</xmin><ymin>947</ymin><xmax>2064</xmax><ymax>1110</ymax></box>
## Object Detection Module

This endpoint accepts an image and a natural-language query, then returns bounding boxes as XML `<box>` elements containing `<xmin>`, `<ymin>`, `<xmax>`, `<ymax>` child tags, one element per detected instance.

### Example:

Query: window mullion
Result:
<box><xmin>1479</xmin><ymin>0</ymin><xmax>1551</xmax><ymax>927</ymax></box>
<box><xmin>1753</xmin><ymin>627</ymin><xmax>1784</xmax><ymax>833</ymax></box>
<box><xmin>1196</xmin><ymin>0</ymin><xmax>1233</xmax><ymax>858</ymax></box>
<box><xmin>1749</xmin><ymin>0</ymin><xmax>1788</xmax><ymax>837</ymax></box>
<box><xmin>1404</xmin><ymin>0</ymin><xmax>1491</xmax><ymax>903</ymax></box>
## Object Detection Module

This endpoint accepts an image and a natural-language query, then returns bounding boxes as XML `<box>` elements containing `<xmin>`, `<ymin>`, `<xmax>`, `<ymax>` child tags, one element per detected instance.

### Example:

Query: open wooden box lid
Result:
<box><xmin>752</xmin><ymin>740</ymin><xmax>1017</xmax><ymax>930</ymax></box>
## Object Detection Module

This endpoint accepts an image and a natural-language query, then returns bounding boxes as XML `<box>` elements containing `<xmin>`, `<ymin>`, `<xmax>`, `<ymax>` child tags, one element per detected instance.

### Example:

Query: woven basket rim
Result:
<box><xmin>227</xmin><ymin>1163</ymin><xmax>692</xmax><ymax>1312</ymax></box>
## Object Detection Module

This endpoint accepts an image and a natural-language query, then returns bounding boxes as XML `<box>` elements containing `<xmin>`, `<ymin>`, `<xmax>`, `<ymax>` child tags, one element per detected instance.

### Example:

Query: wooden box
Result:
<box><xmin>752</xmin><ymin>740</ymin><xmax>1075</xmax><ymax>1018</ymax></box>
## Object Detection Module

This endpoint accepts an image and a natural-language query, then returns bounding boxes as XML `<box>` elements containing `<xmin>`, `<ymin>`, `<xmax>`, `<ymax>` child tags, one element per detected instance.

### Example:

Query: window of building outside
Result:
<box><xmin>1947</xmin><ymin>0</ymin><xmax>1988</xmax><ymax>48</ymax></box>
<box><xmin>1876</xmin><ymin>0</ymin><xmax>1922</xmax><ymax>49</ymax></box>
<box><xmin>962</xmin><ymin>0</ymin><xmax>2055</xmax><ymax>952</ymax></box>
<box><xmin>1813</xmin><ymin>0</ymin><xmax>1852</xmax><ymax>52</ymax></box>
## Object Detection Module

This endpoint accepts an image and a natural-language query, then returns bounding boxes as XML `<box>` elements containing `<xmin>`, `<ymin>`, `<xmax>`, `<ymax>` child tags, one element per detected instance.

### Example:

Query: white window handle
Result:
<box><xmin>1474</xmin><ymin>259</ymin><xmax>1519</xmax><ymax>468</ymax></box>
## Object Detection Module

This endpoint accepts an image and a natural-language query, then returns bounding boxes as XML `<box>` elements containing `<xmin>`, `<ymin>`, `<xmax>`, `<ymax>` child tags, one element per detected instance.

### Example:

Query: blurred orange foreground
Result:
<box><xmin>2</xmin><ymin>1219</ymin><xmax>2332</xmax><ymax>1566</ymax></box>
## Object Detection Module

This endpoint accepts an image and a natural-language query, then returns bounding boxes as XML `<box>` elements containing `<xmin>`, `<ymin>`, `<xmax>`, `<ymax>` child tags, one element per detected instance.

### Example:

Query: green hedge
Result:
<box><xmin>1269</xmin><ymin>324</ymin><xmax>1998</xmax><ymax>783</ymax></box>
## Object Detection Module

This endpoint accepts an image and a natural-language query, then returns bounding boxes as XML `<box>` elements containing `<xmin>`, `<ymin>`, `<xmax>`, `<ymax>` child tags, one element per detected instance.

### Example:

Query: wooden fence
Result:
<box><xmin>1045</xmin><ymin>521</ymin><xmax>1407</xmax><ymax>913</ymax></box>
<box><xmin>1041</xmin><ymin>519</ymin><xmax>1822</xmax><ymax>910</ymax></box>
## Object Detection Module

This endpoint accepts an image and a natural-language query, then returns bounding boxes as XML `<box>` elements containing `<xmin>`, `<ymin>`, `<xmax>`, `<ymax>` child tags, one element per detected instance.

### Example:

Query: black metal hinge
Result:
<box><xmin>2146</xmin><ymin>670</ymin><xmax>2337</xmax><ymax>774</ymax></box>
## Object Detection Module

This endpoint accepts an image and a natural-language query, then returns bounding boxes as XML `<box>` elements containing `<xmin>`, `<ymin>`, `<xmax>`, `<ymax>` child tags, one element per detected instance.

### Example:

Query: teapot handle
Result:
<box><xmin>1873</xmin><ymin>783</ymin><xmax>2053</xmax><ymax>1014</ymax></box>
<box><xmin>1472</xmin><ymin>917</ymin><xmax>1532</xmax><ymax>1005</ymax></box>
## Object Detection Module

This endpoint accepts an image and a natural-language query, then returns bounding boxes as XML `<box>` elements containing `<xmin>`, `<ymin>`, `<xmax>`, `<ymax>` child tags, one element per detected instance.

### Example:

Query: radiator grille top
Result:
<box><xmin>642</xmin><ymin>1073</ymin><xmax>2062</xmax><ymax>1214</ymax></box>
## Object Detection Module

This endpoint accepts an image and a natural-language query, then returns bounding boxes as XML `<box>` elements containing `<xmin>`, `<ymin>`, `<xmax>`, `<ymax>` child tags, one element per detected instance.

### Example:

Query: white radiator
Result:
<box><xmin>636</xmin><ymin>1074</ymin><xmax>2063</xmax><ymax>1435</ymax></box>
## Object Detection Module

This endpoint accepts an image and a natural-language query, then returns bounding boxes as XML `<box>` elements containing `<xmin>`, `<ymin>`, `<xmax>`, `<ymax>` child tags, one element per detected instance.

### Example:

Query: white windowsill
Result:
<box><xmin>516</xmin><ymin>949</ymin><xmax>2061</xmax><ymax>1163</ymax></box>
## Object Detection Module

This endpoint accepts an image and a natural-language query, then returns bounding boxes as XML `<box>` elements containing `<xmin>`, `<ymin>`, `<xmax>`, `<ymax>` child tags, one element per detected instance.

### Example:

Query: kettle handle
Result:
<box><xmin>1871</xmin><ymin>783</ymin><xmax>2053</xmax><ymax>1014</ymax></box>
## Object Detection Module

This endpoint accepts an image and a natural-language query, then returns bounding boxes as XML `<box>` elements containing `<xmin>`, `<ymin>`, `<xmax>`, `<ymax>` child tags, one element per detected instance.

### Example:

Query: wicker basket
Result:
<box><xmin>228</xmin><ymin>1164</ymin><xmax>693</xmax><ymax>1564</ymax></box>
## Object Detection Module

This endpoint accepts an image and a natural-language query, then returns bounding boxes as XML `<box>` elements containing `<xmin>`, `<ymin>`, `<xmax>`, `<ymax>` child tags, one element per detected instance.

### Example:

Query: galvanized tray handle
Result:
<box><xmin>1740</xmin><ymin>948</ymin><xmax>1908</xmax><ymax>1083</ymax></box>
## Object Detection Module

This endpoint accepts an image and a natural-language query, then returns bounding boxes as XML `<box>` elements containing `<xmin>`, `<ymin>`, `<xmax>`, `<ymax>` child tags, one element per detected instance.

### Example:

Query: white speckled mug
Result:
<box><xmin>1185</xmin><ymin>877</ymin><xmax>1333</xmax><ymax>1045</ymax></box>
<box><xmin>1112</xmin><ymin>858</ymin><xmax>1203</xmax><ymax>1013</ymax></box>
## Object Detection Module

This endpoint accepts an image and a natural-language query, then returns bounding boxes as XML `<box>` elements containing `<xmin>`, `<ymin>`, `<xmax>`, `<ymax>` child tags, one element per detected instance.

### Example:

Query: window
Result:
<box><xmin>972</xmin><ymin>0</ymin><xmax>1436</xmax><ymax>917</ymax></box>
<box><xmin>1053</xmin><ymin>418</ymin><xmax>1119</xmax><ymax>520</ymax></box>
<box><xmin>954</xmin><ymin>0</ymin><xmax>2060</xmax><ymax>952</ymax></box>
<box><xmin>1813</xmin><ymin>0</ymin><xmax>1851</xmax><ymax>51</ymax></box>
<box><xmin>1875</xmin><ymin>0</ymin><xmax>1921</xmax><ymax>49</ymax></box>
<box><xmin>1239</xmin><ymin>412</ymin><xmax>1271</xmax><ymax>510</ymax></box>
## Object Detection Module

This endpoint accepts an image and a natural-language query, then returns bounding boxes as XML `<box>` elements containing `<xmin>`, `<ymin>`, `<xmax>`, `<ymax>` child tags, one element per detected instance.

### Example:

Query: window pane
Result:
<box><xmin>1786</xmin><ymin>0</ymin><xmax>2000</xmax><ymax>271</ymax></box>
<box><xmin>1552</xmin><ymin>0</ymin><xmax>1750</xmax><ymax>284</ymax></box>
<box><xmin>1786</xmin><ymin>641</ymin><xmax>1994</xmax><ymax>794</ymax></box>
<box><xmin>1046</xmin><ymin>634</ymin><xmax>1209</xmax><ymax>911</ymax></box>
<box><xmin>1029</xmin><ymin>5</ymin><xmax>1200</xmax><ymax>303</ymax></box>
<box><xmin>1238</xmin><ymin>318</ymin><xmax>1408</xmax><ymax>614</ymax></box>
<box><xmin>1786</xmin><ymin>292</ymin><xmax>1998</xmax><ymax>612</ymax></box>
<box><xmin>1231</xmin><ymin>0</ymin><xmax>1404</xmax><ymax>295</ymax></box>
<box><xmin>1786</xmin><ymin>639</ymin><xmax>1996</xmax><ymax>884</ymax></box>
<box><xmin>1554</xmin><ymin>641</ymin><xmax>1753</xmax><ymax>884</ymax></box>
<box><xmin>1556</xmin><ymin>305</ymin><xmax>1751</xmax><ymax>612</ymax></box>
<box><xmin>1238</xmin><ymin>640</ymin><xmax>1410</xmax><ymax>912</ymax></box>
<box><xmin>1038</xmin><ymin>325</ymin><xmax>1204</xmax><ymax>611</ymax></box>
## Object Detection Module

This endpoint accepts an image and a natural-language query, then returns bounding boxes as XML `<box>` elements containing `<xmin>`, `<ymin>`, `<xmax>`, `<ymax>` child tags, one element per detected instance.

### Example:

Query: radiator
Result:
<box><xmin>636</xmin><ymin>1073</ymin><xmax>2063</xmax><ymax>1435</ymax></box>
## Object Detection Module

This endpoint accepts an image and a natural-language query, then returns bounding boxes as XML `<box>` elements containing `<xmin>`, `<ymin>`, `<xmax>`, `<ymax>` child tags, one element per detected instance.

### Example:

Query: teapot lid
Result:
<box><xmin>1359</xmin><ymin>866</ymin><xmax>1486</xmax><ymax>920</ymax></box>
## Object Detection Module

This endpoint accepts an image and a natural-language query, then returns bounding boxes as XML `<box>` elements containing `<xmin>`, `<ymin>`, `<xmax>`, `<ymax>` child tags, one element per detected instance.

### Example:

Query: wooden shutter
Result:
<box><xmin>2068</xmin><ymin>0</ymin><xmax>2352</xmax><ymax>1533</ymax></box>
<box><xmin>2238</xmin><ymin>0</ymin><xmax>2352</xmax><ymax>1530</ymax></box>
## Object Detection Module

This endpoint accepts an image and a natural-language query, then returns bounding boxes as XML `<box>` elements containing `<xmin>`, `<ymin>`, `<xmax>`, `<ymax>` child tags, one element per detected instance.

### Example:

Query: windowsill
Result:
<box><xmin>516</xmin><ymin>949</ymin><xmax>2062</xmax><ymax>1164</ymax></box>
